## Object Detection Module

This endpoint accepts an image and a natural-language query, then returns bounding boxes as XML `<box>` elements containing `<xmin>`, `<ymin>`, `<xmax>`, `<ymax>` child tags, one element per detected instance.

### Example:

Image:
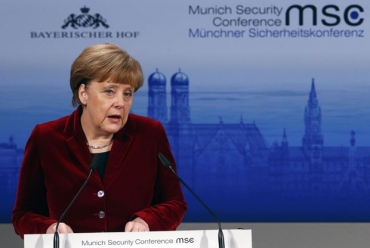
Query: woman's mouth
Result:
<box><xmin>107</xmin><ymin>115</ymin><xmax>121</xmax><ymax>123</ymax></box>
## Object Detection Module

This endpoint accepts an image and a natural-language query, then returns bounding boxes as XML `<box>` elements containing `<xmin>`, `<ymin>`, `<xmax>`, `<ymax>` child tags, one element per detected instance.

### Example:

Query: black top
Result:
<box><xmin>92</xmin><ymin>151</ymin><xmax>110</xmax><ymax>179</ymax></box>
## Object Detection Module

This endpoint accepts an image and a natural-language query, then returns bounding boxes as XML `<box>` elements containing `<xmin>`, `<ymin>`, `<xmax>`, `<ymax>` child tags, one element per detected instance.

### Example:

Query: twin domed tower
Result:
<box><xmin>148</xmin><ymin>69</ymin><xmax>190</xmax><ymax>125</ymax></box>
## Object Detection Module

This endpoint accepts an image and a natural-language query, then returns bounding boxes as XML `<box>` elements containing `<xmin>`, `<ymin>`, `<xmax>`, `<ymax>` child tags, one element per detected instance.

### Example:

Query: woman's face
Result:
<box><xmin>78</xmin><ymin>80</ymin><xmax>134</xmax><ymax>136</ymax></box>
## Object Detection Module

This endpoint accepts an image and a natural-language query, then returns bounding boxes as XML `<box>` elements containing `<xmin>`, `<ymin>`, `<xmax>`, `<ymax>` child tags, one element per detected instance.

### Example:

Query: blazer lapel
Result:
<box><xmin>63</xmin><ymin>107</ymin><xmax>95</xmax><ymax>176</ymax></box>
<box><xmin>65</xmin><ymin>137</ymin><xmax>91</xmax><ymax>172</ymax></box>
<box><xmin>103</xmin><ymin>132</ymin><xmax>133</xmax><ymax>187</ymax></box>
<box><xmin>103</xmin><ymin>115</ymin><xmax>136</xmax><ymax>187</ymax></box>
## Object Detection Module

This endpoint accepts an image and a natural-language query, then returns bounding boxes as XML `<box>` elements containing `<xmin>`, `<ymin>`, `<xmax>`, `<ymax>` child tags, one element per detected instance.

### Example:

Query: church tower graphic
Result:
<box><xmin>302</xmin><ymin>79</ymin><xmax>324</xmax><ymax>172</ymax></box>
<box><xmin>147</xmin><ymin>69</ymin><xmax>167</xmax><ymax>123</ymax></box>
<box><xmin>169</xmin><ymin>69</ymin><xmax>191</xmax><ymax>124</ymax></box>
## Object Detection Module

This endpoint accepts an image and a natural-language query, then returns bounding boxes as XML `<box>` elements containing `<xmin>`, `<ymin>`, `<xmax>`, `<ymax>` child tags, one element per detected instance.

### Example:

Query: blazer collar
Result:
<box><xmin>63</xmin><ymin>107</ymin><xmax>137</xmax><ymax>187</ymax></box>
<box><xmin>63</xmin><ymin>107</ymin><xmax>91</xmax><ymax>173</ymax></box>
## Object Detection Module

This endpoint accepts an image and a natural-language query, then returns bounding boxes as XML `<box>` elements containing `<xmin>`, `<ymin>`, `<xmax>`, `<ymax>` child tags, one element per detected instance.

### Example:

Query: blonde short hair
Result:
<box><xmin>70</xmin><ymin>43</ymin><xmax>144</xmax><ymax>107</ymax></box>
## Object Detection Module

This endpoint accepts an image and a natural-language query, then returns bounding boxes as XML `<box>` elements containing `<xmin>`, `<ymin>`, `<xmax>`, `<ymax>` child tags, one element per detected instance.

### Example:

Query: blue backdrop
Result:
<box><xmin>1</xmin><ymin>0</ymin><xmax>369</xmax><ymax>223</ymax></box>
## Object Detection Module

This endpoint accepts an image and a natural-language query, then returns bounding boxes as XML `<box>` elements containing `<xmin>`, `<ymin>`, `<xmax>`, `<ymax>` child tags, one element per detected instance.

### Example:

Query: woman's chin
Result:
<box><xmin>102</xmin><ymin>125</ymin><xmax>123</xmax><ymax>135</ymax></box>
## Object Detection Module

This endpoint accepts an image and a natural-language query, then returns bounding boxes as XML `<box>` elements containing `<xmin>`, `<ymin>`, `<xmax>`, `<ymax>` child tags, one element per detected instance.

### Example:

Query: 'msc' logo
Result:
<box><xmin>176</xmin><ymin>237</ymin><xmax>195</xmax><ymax>244</ymax></box>
<box><xmin>62</xmin><ymin>6</ymin><xmax>109</xmax><ymax>29</ymax></box>
<box><xmin>285</xmin><ymin>4</ymin><xmax>364</xmax><ymax>26</ymax></box>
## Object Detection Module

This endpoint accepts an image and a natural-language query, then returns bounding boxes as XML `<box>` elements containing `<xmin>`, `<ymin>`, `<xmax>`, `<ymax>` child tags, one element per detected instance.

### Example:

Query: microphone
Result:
<box><xmin>157</xmin><ymin>152</ymin><xmax>225</xmax><ymax>248</ymax></box>
<box><xmin>53</xmin><ymin>154</ymin><xmax>100</xmax><ymax>248</ymax></box>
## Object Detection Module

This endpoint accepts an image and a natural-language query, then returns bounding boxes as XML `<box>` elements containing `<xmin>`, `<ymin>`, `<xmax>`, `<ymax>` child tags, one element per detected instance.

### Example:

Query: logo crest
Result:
<box><xmin>62</xmin><ymin>6</ymin><xmax>109</xmax><ymax>29</ymax></box>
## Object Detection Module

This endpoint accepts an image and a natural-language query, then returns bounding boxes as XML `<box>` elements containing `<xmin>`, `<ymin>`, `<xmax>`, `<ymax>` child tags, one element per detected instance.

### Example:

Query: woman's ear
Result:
<box><xmin>78</xmin><ymin>83</ymin><xmax>88</xmax><ymax>105</ymax></box>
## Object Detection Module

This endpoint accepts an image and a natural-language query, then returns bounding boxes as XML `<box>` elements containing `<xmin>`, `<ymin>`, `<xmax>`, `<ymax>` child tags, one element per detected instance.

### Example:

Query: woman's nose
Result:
<box><xmin>113</xmin><ymin>95</ymin><xmax>125</xmax><ymax>107</ymax></box>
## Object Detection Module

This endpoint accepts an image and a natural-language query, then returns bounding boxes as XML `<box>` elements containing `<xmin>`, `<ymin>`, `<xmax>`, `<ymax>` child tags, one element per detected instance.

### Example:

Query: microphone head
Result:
<box><xmin>90</xmin><ymin>154</ymin><xmax>100</xmax><ymax>171</ymax></box>
<box><xmin>157</xmin><ymin>152</ymin><xmax>172</xmax><ymax>170</ymax></box>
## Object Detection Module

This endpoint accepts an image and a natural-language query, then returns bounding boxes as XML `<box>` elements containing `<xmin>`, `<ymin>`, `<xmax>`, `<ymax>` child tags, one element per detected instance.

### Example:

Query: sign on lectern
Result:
<box><xmin>24</xmin><ymin>229</ymin><xmax>252</xmax><ymax>248</ymax></box>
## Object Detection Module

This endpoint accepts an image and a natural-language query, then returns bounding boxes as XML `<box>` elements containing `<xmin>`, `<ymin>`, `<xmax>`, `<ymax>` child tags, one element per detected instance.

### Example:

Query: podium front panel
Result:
<box><xmin>24</xmin><ymin>229</ymin><xmax>252</xmax><ymax>248</ymax></box>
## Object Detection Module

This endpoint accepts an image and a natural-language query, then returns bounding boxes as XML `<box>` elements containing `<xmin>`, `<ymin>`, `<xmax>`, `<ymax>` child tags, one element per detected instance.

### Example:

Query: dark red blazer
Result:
<box><xmin>12</xmin><ymin>107</ymin><xmax>187</xmax><ymax>238</ymax></box>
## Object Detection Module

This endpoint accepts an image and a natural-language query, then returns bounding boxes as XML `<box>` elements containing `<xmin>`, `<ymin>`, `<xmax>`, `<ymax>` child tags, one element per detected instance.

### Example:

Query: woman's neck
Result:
<box><xmin>80</xmin><ymin>113</ymin><xmax>114</xmax><ymax>152</ymax></box>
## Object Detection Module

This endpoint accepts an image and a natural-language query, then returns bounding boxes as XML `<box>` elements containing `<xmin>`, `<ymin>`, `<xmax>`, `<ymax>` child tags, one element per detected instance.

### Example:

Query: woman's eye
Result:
<box><xmin>124</xmin><ymin>91</ymin><xmax>133</xmax><ymax>98</ymax></box>
<box><xmin>105</xmin><ymin>89</ymin><xmax>115</xmax><ymax>95</ymax></box>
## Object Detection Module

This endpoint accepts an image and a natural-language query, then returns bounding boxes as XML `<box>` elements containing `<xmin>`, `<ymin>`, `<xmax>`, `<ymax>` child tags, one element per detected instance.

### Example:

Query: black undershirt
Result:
<box><xmin>91</xmin><ymin>151</ymin><xmax>110</xmax><ymax>179</ymax></box>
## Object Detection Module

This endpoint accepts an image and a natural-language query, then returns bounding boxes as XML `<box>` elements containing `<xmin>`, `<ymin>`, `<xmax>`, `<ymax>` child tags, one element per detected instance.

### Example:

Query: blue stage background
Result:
<box><xmin>1</xmin><ymin>0</ymin><xmax>369</xmax><ymax>223</ymax></box>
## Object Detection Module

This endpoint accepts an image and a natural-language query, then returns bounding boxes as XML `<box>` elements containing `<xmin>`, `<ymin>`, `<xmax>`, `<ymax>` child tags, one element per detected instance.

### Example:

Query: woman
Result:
<box><xmin>12</xmin><ymin>43</ymin><xmax>187</xmax><ymax>238</ymax></box>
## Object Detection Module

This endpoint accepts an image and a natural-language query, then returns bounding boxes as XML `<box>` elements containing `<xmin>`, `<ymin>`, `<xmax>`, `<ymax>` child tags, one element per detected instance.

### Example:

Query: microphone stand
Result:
<box><xmin>158</xmin><ymin>153</ymin><xmax>225</xmax><ymax>248</ymax></box>
<box><xmin>53</xmin><ymin>155</ymin><xmax>99</xmax><ymax>248</ymax></box>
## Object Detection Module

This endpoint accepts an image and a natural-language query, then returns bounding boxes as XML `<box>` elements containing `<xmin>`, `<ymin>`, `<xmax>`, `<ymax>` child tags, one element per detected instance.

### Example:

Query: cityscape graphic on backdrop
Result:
<box><xmin>1</xmin><ymin>69</ymin><xmax>370</xmax><ymax>222</ymax></box>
